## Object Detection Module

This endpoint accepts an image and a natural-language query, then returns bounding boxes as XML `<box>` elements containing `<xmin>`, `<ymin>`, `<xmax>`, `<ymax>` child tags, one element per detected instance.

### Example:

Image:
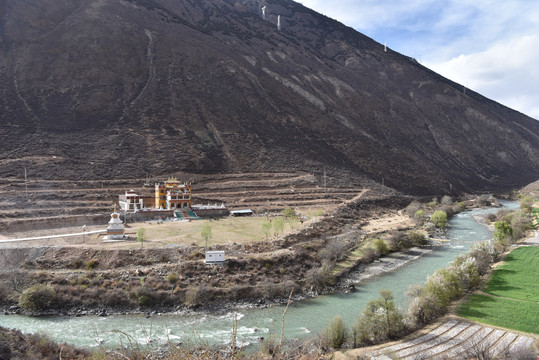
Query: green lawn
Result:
<box><xmin>458</xmin><ymin>247</ymin><xmax>539</xmax><ymax>334</ymax></box>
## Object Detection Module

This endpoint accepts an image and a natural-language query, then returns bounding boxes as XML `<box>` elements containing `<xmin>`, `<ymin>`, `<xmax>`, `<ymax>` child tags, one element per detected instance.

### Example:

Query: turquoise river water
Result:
<box><xmin>0</xmin><ymin>201</ymin><xmax>518</xmax><ymax>350</ymax></box>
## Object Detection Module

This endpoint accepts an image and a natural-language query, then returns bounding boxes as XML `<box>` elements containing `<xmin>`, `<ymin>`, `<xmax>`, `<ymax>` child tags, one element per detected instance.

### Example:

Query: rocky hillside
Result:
<box><xmin>0</xmin><ymin>0</ymin><xmax>537</xmax><ymax>195</ymax></box>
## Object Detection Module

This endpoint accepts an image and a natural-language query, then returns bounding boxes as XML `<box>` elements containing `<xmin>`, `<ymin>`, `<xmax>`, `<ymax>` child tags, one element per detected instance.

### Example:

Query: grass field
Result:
<box><xmin>458</xmin><ymin>246</ymin><xmax>539</xmax><ymax>334</ymax></box>
<box><xmin>121</xmin><ymin>215</ymin><xmax>312</xmax><ymax>248</ymax></box>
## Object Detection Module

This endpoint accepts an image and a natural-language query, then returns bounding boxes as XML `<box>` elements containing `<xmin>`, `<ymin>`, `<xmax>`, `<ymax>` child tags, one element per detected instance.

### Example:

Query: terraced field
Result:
<box><xmin>369</xmin><ymin>319</ymin><xmax>536</xmax><ymax>359</ymax></box>
<box><xmin>0</xmin><ymin>172</ymin><xmax>365</xmax><ymax>233</ymax></box>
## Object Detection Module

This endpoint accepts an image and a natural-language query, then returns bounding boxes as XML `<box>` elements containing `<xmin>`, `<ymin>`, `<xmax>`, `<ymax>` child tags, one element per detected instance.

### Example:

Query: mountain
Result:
<box><xmin>0</xmin><ymin>0</ymin><xmax>537</xmax><ymax>195</ymax></box>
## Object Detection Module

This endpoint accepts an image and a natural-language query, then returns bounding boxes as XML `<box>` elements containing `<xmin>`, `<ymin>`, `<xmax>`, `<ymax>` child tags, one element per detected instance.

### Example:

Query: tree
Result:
<box><xmin>167</xmin><ymin>273</ymin><xmax>178</xmax><ymax>292</ymax></box>
<box><xmin>493</xmin><ymin>221</ymin><xmax>513</xmax><ymax>250</ymax></box>
<box><xmin>353</xmin><ymin>290</ymin><xmax>405</xmax><ymax>345</ymax></box>
<box><xmin>373</xmin><ymin>238</ymin><xmax>390</xmax><ymax>256</ymax></box>
<box><xmin>413</xmin><ymin>210</ymin><xmax>425</xmax><ymax>225</ymax></box>
<box><xmin>430</xmin><ymin>211</ymin><xmax>447</xmax><ymax>228</ymax></box>
<box><xmin>323</xmin><ymin>316</ymin><xmax>349</xmax><ymax>349</ymax></box>
<box><xmin>281</xmin><ymin>207</ymin><xmax>297</xmax><ymax>220</ymax></box>
<box><xmin>510</xmin><ymin>210</ymin><xmax>531</xmax><ymax>240</ymax></box>
<box><xmin>520</xmin><ymin>195</ymin><xmax>533</xmax><ymax>213</ymax></box>
<box><xmin>273</xmin><ymin>217</ymin><xmax>285</xmax><ymax>236</ymax></box>
<box><xmin>261</xmin><ymin>219</ymin><xmax>272</xmax><ymax>239</ymax></box>
<box><xmin>136</xmin><ymin>227</ymin><xmax>146</xmax><ymax>248</ymax></box>
<box><xmin>201</xmin><ymin>223</ymin><xmax>212</xmax><ymax>248</ymax></box>
<box><xmin>19</xmin><ymin>284</ymin><xmax>56</xmax><ymax>311</ymax></box>
<box><xmin>408</xmin><ymin>230</ymin><xmax>426</xmax><ymax>246</ymax></box>
<box><xmin>441</xmin><ymin>195</ymin><xmax>453</xmax><ymax>205</ymax></box>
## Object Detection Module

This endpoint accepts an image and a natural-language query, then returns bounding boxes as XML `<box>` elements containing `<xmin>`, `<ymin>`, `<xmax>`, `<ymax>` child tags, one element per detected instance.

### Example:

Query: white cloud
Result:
<box><xmin>426</xmin><ymin>34</ymin><xmax>539</xmax><ymax>119</ymax></box>
<box><xmin>297</xmin><ymin>0</ymin><xmax>539</xmax><ymax>119</ymax></box>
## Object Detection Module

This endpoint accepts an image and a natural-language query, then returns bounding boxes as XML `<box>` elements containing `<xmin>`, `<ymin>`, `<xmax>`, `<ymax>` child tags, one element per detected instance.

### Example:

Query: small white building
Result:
<box><xmin>205</xmin><ymin>250</ymin><xmax>225</xmax><ymax>264</ymax></box>
<box><xmin>119</xmin><ymin>190</ymin><xmax>146</xmax><ymax>212</ymax></box>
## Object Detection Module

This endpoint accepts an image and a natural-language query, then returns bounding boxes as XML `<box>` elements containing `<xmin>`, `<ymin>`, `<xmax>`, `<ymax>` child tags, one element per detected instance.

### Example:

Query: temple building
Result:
<box><xmin>155</xmin><ymin>178</ymin><xmax>192</xmax><ymax>210</ymax></box>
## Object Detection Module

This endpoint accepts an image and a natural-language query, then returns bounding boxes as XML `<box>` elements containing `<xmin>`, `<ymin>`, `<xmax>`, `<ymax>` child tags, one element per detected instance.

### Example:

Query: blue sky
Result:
<box><xmin>297</xmin><ymin>0</ymin><xmax>539</xmax><ymax>120</ymax></box>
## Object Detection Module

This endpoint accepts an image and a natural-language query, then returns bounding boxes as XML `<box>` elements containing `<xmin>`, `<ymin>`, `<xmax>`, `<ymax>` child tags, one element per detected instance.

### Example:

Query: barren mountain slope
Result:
<box><xmin>0</xmin><ymin>0</ymin><xmax>537</xmax><ymax>194</ymax></box>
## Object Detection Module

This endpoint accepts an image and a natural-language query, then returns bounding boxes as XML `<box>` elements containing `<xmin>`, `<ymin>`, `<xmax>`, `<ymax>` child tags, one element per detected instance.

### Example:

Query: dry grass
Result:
<box><xmin>95</xmin><ymin>215</ymin><xmax>322</xmax><ymax>249</ymax></box>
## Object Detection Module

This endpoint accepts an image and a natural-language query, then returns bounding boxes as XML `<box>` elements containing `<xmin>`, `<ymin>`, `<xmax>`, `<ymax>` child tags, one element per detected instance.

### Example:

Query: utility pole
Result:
<box><xmin>323</xmin><ymin>168</ymin><xmax>327</xmax><ymax>193</ymax></box>
<box><xmin>24</xmin><ymin>167</ymin><xmax>28</xmax><ymax>199</ymax></box>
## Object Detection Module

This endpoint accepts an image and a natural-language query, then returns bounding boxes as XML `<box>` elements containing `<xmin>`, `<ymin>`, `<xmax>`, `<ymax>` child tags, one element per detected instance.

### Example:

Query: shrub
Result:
<box><xmin>373</xmin><ymin>239</ymin><xmax>390</xmax><ymax>256</ymax></box>
<box><xmin>406</xmin><ymin>289</ymin><xmax>442</xmax><ymax>328</ymax></box>
<box><xmin>493</xmin><ymin>221</ymin><xmax>513</xmax><ymax>251</ymax></box>
<box><xmin>273</xmin><ymin>217</ymin><xmax>285</xmax><ymax>236</ymax></box>
<box><xmin>468</xmin><ymin>241</ymin><xmax>497</xmax><ymax>275</ymax></box>
<box><xmin>322</xmin><ymin>316</ymin><xmax>348</xmax><ymax>349</ymax></box>
<box><xmin>137</xmin><ymin>227</ymin><xmax>146</xmax><ymax>248</ymax></box>
<box><xmin>167</xmin><ymin>273</ymin><xmax>178</xmax><ymax>285</ymax></box>
<box><xmin>413</xmin><ymin>210</ymin><xmax>425</xmax><ymax>225</ymax></box>
<box><xmin>441</xmin><ymin>195</ymin><xmax>452</xmax><ymax>205</ymax></box>
<box><xmin>184</xmin><ymin>285</ymin><xmax>211</xmax><ymax>307</ymax></box>
<box><xmin>430</xmin><ymin>211</ymin><xmax>447</xmax><ymax>228</ymax></box>
<box><xmin>353</xmin><ymin>290</ymin><xmax>405</xmax><ymax>346</ymax></box>
<box><xmin>281</xmin><ymin>207</ymin><xmax>297</xmax><ymax>219</ymax></box>
<box><xmin>261</xmin><ymin>334</ymin><xmax>280</xmax><ymax>356</ymax></box>
<box><xmin>305</xmin><ymin>265</ymin><xmax>335</xmax><ymax>292</ymax></box>
<box><xmin>86</xmin><ymin>259</ymin><xmax>99</xmax><ymax>270</ymax></box>
<box><xmin>361</xmin><ymin>248</ymin><xmax>378</xmax><ymax>263</ymax></box>
<box><xmin>423</xmin><ymin>269</ymin><xmax>461</xmax><ymax>307</ymax></box>
<box><xmin>319</xmin><ymin>239</ymin><xmax>347</xmax><ymax>263</ymax></box>
<box><xmin>408</xmin><ymin>230</ymin><xmax>426</xmax><ymax>246</ymax></box>
<box><xmin>451</xmin><ymin>255</ymin><xmax>480</xmax><ymax>290</ymax></box>
<box><xmin>19</xmin><ymin>284</ymin><xmax>57</xmax><ymax>311</ymax></box>
<box><xmin>261</xmin><ymin>219</ymin><xmax>272</xmax><ymax>239</ymax></box>
<box><xmin>404</xmin><ymin>201</ymin><xmax>421</xmax><ymax>216</ymax></box>
<box><xmin>510</xmin><ymin>211</ymin><xmax>531</xmax><ymax>240</ymax></box>
<box><xmin>520</xmin><ymin>195</ymin><xmax>533</xmax><ymax>213</ymax></box>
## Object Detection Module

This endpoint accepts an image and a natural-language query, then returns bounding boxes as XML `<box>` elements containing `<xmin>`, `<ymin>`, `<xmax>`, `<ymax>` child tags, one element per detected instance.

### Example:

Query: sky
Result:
<box><xmin>296</xmin><ymin>0</ymin><xmax>539</xmax><ymax>120</ymax></box>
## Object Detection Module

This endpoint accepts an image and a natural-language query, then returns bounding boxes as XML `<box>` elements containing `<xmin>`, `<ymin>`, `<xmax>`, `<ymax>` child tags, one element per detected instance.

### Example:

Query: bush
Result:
<box><xmin>373</xmin><ymin>239</ymin><xmax>390</xmax><ymax>256</ymax></box>
<box><xmin>322</xmin><ymin>316</ymin><xmax>348</xmax><ymax>349</ymax></box>
<box><xmin>423</xmin><ymin>269</ymin><xmax>461</xmax><ymax>307</ymax></box>
<box><xmin>167</xmin><ymin>273</ymin><xmax>178</xmax><ymax>285</ymax></box>
<box><xmin>353</xmin><ymin>290</ymin><xmax>405</xmax><ymax>346</ymax></box>
<box><xmin>413</xmin><ymin>210</ymin><xmax>425</xmax><ymax>225</ymax></box>
<box><xmin>261</xmin><ymin>334</ymin><xmax>280</xmax><ymax>356</ymax></box>
<box><xmin>451</xmin><ymin>255</ymin><xmax>480</xmax><ymax>290</ymax></box>
<box><xmin>510</xmin><ymin>211</ymin><xmax>531</xmax><ymax>240</ymax></box>
<box><xmin>86</xmin><ymin>259</ymin><xmax>99</xmax><ymax>270</ymax></box>
<box><xmin>430</xmin><ymin>211</ymin><xmax>447</xmax><ymax>228</ymax></box>
<box><xmin>19</xmin><ymin>284</ymin><xmax>57</xmax><ymax>311</ymax></box>
<box><xmin>404</xmin><ymin>201</ymin><xmax>421</xmax><ymax>216</ymax></box>
<box><xmin>306</xmin><ymin>265</ymin><xmax>336</xmax><ymax>292</ymax></box>
<box><xmin>319</xmin><ymin>240</ymin><xmax>348</xmax><ymax>263</ymax></box>
<box><xmin>520</xmin><ymin>195</ymin><xmax>533</xmax><ymax>213</ymax></box>
<box><xmin>408</xmin><ymin>230</ymin><xmax>426</xmax><ymax>246</ymax></box>
<box><xmin>493</xmin><ymin>221</ymin><xmax>513</xmax><ymax>251</ymax></box>
<box><xmin>468</xmin><ymin>241</ymin><xmax>497</xmax><ymax>275</ymax></box>
<box><xmin>406</xmin><ymin>290</ymin><xmax>442</xmax><ymax>328</ymax></box>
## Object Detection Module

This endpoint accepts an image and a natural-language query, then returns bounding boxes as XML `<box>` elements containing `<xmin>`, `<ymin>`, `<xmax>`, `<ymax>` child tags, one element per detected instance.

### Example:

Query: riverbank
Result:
<box><xmin>1</xmin><ymin>192</ymin><xmax>502</xmax><ymax>318</ymax></box>
<box><xmin>0</xmin><ymin>197</ymin><xmax>520</xmax><ymax>354</ymax></box>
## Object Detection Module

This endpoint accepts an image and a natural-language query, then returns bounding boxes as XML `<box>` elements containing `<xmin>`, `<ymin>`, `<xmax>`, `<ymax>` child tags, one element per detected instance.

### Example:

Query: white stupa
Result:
<box><xmin>103</xmin><ymin>206</ymin><xmax>127</xmax><ymax>241</ymax></box>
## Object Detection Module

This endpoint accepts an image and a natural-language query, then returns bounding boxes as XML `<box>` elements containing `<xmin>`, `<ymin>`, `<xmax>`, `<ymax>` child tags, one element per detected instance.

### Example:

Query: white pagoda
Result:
<box><xmin>103</xmin><ymin>207</ymin><xmax>127</xmax><ymax>241</ymax></box>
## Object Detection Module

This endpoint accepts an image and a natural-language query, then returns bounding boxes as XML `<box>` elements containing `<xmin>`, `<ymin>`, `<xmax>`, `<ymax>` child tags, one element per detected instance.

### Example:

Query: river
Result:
<box><xmin>0</xmin><ymin>201</ymin><xmax>518</xmax><ymax>350</ymax></box>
